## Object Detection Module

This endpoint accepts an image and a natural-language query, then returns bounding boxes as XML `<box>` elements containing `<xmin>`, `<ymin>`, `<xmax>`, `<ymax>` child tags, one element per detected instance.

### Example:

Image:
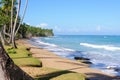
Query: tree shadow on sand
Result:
<box><xmin>85</xmin><ymin>73</ymin><xmax>120</xmax><ymax>80</ymax></box>
<box><xmin>35</xmin><ymin>69</ymin><xmax>120</xmax><ymax>80</ymax></box>
<box><xmin>35</xmin><ymin>70</ymin><xmax>80</xmax><ymax>80</ymax></box>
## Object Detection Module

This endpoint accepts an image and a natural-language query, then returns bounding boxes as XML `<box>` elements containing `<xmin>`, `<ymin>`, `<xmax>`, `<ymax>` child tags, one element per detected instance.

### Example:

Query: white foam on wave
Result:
<box><xmin>36</xmin><ymin>40</ymin><xmax>57</xmax><ymax>47</ymax></box>
<box><xmin>62</xmin><ymin>48</ymin><xmax>75</xmax><ymax>52</ymax></box>
<box><xmin>34</xmin><ymin>39</ymin><xmax>75</xmax><ymax>52</ymax></box>
<box><xmin>80</xmin><ymin>43</ymin><xmax>120</xmax><ymax>51</ymax></box>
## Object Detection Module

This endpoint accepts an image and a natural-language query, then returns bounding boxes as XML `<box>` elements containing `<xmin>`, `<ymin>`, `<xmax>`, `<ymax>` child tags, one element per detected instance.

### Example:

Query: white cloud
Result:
<box><xmin>54</xmin><ymin>26</ymin><xmax>80</xmax><ymax>33</ymax></box>
<box><xmin>26</xmin><ymin>22</ymin><xmax>30</xmax><ymax>25</ymax></box>
<box><xmin>54</xmin><ymin>26</ymin><xmax>62</xmax><ymax>32</ymax></box>
<box><xmin>36</xmin><ymin>23</ymin><xmax>48</xmax><ymax>28</ymax></box>
<box><xmin>96</xmin><ymin>25</ymin><xmax>101</xmax><ymax>31</ymax></box>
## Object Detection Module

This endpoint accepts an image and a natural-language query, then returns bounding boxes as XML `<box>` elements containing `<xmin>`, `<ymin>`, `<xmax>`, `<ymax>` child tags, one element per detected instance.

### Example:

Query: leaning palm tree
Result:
<box><xmin>9</xmin><ymin>0</ymin><xmax>14</xmax><ymax>44</ymax></box>
<box><xmin>0</xmin><ymin>0</ymin><xmax>17</xmax><ymax>45</ymax></box>
<box><xmin>11</xmin><ymin>0</ymin><xmax>28</xmax><ymax>48</ymax></box>
<box><xmin>15</xmin><ymin>0</ymin><xmax>28</xmax><ymax>36</ymax></box>
<box><xmin>0</xmin><ymin>41</ymin><xmax>34</xmax><ymax>80</ymax></box>
<box><xmin>0</xmin><ymin>0</ymin><xmax>28</xmax><ymax>48</ymax></box>
<box><xmin>11</xmin><ymin>0</ymin><xmax>21</xmax><ymax>48</ymax></box>
<box><xmin>0</xmin><ymin>0</ymin><xmax>12</xmax><ymax>45</ymax></box>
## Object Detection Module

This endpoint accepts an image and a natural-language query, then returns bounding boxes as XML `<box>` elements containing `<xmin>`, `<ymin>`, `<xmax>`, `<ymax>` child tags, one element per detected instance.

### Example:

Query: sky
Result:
<box><xmin>21</xmin><ymin>0</ymin><xmax>120</xmax><ymax>35</ymax></box>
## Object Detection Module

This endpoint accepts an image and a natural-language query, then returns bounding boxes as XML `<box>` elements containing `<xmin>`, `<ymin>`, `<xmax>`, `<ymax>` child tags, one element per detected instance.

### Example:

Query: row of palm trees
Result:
<box><xmin>0</xmin><ymin>0</ymin><xmax>28</xmax><ymax>48</ymax></box>
<box><xmin>0</xmin><ymin>1</ymin><xmax>34</xmax><ymax>80</ymax></box>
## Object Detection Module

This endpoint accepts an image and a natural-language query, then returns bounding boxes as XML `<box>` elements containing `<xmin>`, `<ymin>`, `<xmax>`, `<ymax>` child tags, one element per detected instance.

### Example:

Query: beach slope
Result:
<box><xmin>18</xmin><ymin>39</ymin><xmax>118</xmax><ymax>80</ymax></box>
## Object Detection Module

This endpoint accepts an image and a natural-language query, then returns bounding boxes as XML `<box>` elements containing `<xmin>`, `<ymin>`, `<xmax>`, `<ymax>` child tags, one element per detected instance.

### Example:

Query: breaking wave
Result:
<box><xmin>80</xmin><ymin>43</ymin><xmax>120</xmax><ymax>51</ymax></box>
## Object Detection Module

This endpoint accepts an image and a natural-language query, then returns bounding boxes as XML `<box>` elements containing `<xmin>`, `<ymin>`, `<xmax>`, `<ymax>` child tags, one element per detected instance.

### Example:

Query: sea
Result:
<box><xmin>29</xmin><ymin>35</ymin><xmax>120</xmax><ymax>76</ymax></box>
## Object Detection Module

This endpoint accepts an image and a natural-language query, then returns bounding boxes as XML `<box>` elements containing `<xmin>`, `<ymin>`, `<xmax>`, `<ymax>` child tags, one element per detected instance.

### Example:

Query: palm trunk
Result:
<box><xmin>8</xmin><ymin>35</ymin><xmax>12</xmax><ymax>44</ymax></box>
<box><xmin>0</xmin><ymin>42</ymin><xmax>34</xmax><ymax>80</ymax></box>
<box><xmin>3</xmin><ymin>25</ymin><xmax>10</xmax><ymax>45</ymax></box>
<box><xmin>10</xmin><ymin>0</ymin><xmax>14</xmax><ymax>44</ymax></box>
<box><xmin>0</xmin><ymin>31</ymin><xmax>5</xmax><ymax>46</ymax></box>
<box><xmin>15</xmin><ymin>0</ymin><xmax>28</xmax><ymax>36</ymax></box>
<box><xmin>11</xmin><ymin>0</ymin><xmax>21</xmax><ymax>48</ymax></box>
<box><xmin>0</xmin><ymin>27</ymin><xmax>9</xmax><ymax>45</ymax></box>
<box><xmin>11</xmin><ymin>36</ymin><xmax>17</xmax><ymax>48</ymax></box>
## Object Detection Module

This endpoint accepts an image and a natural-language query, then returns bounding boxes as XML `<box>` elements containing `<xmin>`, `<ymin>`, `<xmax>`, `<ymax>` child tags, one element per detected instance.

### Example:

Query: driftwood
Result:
<box><xmin>0</xmin><ymin>42</ymin><xmax>34</xmax><ymax>80</ymax></box>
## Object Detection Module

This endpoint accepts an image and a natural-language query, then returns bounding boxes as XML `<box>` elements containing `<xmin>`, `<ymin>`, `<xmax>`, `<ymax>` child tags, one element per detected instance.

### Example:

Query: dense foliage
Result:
<box><xmin>0</xmin><ymin>8</ymin><xmax>10</xmax><ymax>25</ymax></box>
<box><xmin>18</xmin><ymin>23</ymin><xmax>54</xmax><ymax>38</ymax></box>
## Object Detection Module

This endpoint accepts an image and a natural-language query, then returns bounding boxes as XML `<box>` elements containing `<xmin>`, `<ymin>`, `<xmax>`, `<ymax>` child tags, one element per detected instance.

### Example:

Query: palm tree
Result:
<box><xmin>11</xmin><ymin>0</ymin><xmax>28</xmax><ymax>48</ymax></box>
<box><xmin>0</xmin><ymin>0</ymin><xmax>28</xmax><ymax>48</ymax></box>
<box><xmin>15</xmin><ymin>0</ymin><xmax>28</xmax><ymax>36</ymax></box>
<box><xmin>11</xmin><ymin>0</ymin><xmax>21</xmax><ymax>48</ymax></box>
<box><xmin>0</xmin><ymin>0</ymin><xmax>12</xmax><ymax>15</ymax></box>
<box><xmin>0</xmin><ymin>0</ymin><xmax>16</xmax><ymax>45</ymax></box>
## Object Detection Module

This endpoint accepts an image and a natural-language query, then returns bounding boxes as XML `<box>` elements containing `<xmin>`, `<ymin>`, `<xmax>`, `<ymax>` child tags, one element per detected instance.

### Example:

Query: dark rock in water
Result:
<box><xmin>107</xmin><ymin>66</ymin><xmax>120</xmax><ymax>72</ymax></box>
<box><xmin>81</xmin><ymin>60</ymin><xmax>92</xmax><ymax>64</ymax></box>
<box><xmin>74</xmin><ymin>57</ymin><xmax>92</xmax><ymax>64</ymax></box>
<box><xmin>115</xmin><ymin>68</ymin><xmax>120</xmax><ymax>72</ymax></box>
<box><xmin>74</xmin><ymin>56</ymin><xmax>90</xmax><ymax>60</ymax></box>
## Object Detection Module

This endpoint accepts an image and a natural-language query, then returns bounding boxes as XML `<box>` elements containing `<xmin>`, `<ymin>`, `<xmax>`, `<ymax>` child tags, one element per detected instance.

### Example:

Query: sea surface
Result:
<box><xmin>29</xmin><ymin>35</ymin><xmax>120</xmax><ymax>76</ymax></box>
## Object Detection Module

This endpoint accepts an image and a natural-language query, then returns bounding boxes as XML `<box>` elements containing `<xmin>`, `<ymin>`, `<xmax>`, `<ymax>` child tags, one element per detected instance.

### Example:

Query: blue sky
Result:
<box><xmin>21</xmin><ymin>0</ymin><xmax>120</xmax><ymax>35</ymax></box>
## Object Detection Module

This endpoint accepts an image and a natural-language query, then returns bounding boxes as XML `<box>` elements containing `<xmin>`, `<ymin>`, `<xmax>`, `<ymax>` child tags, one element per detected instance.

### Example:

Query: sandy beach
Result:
<box><xmin>17</xmin><ymin>39</ymin><xmax>119</xmax><ymax>80</ymax></box>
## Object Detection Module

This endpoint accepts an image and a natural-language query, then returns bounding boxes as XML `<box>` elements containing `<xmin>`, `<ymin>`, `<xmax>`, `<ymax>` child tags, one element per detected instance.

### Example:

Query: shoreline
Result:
<box><xmin>18</xmin><ymin>39</ymin><xmax>118</xmax><ymax>80</ymax></box>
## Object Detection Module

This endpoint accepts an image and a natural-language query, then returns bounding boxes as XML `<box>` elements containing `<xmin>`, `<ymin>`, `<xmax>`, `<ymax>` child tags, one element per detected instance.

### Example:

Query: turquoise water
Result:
<box><xmin>30</xmin><ymin>35</ymin><xmax>120</xmax><ymax>76</ymax></box>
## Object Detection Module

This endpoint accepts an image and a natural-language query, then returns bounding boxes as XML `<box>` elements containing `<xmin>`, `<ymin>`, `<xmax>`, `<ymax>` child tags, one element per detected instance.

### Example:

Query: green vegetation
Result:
<box><xmin>0</xmin><ymin>8</ymin><xmax>10</xmax><ymax>25</ymax></box>
<box><xmin>7</xmin><ymin>48</ymin><xmax>16</xmax><ymax>54</ymax></box>
<box><xmin>36</xmin><ymin>69</ymin><xmax>85</xmax><ymax>80</ymax></box>
<box><xmin>5</xmin><ymin>45</ymin><xmax>31</xmax><ymax>58</ymax></box>
<box><xmin>13</xmin><ymin>58</ymin><xmax>41</xmax><ymax>67</ymax></box>
<box><xmin>4</xmin><ymin>44</ymin><xmax>86</xmax><ymax>80</ymax></box>
<box><xmin>0</xmin><ymin>0</ymin><xmax>53</xmax><ymax>48</ymax></box>
<box><xmin>0</xmin><ymin>0</ymin><xmax>25</xmax><ymax>48</ymax></box>
<box><xmin>18</xmin><ymin>23</ymin><xmax>54</xmax><ymax>38</ymax></box>
<box><xmin>22</xmin><ymin>67</ymin><xmax>85</xmax><ymax>80</ymax></box>
<box><xmin>4</xmin><ymin>45</ymin><xmax>42</xmax><ymax>67</ymax></box>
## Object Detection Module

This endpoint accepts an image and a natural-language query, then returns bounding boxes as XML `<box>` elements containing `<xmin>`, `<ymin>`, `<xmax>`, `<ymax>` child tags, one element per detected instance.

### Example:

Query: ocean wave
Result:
<box><xmin>34</xmin><ymin>39</ymin><xmax>75</xmax><ymax>52</ymax></box>
<box><xmin>80</xmin><ymin>43</ymin><xmax>120</xmax><ymax>51</ymax></box>
<box><xmin>35</xmin><ymin>40</ymin><xmax>57</xmax><ymax>47</ymax></box>
<box><xmin>62</xmin><ymin>48</ymin><xmax>75</xmax><ymax>52</ymax></box>
<box><xmin>30</xmin><ymin>38</ymin><xmax>120</xmax><ymax>76</ymax></box>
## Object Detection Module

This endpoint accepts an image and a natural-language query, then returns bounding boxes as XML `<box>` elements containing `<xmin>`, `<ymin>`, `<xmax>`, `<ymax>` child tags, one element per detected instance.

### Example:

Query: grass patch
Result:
<box><xmin>21</xmin><ymin>67</ymin><xmax>86</xmax><ymax>80</ymax></box>
<box><xmin>50</xmin><ymin>72</ymin><xmax>85</xmax><ymax>80</ymax></box>
<box><xmin>7</xmin><ymin>48</ymin><xmax>17</xmax><ymax>54</ymax></box>
<box><xmin>4</xmin><ymin>44</ymin><xmax>42</xmax><ymax>67</ymax></box>
<box><xmin>36</xmin><ymin>70</ymin><xmax>85</xmax><ymax>80</ymax></box>
<box><xmin>5</xmin><ymin>45</ymin><xmax>31</xmax><ymax>58</ymax></box>
<box><xmin>13</xmin><ymin>57</ymin><xmax>41</xmax><ymax>67</ymax></box>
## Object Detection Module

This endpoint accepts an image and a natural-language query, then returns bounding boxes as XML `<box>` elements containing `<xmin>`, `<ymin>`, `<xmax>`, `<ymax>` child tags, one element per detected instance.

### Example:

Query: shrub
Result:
<box><xmin>7</xmin><ymin>48</ymin><xmax>16</xmax><ymax>54</ymax></box>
